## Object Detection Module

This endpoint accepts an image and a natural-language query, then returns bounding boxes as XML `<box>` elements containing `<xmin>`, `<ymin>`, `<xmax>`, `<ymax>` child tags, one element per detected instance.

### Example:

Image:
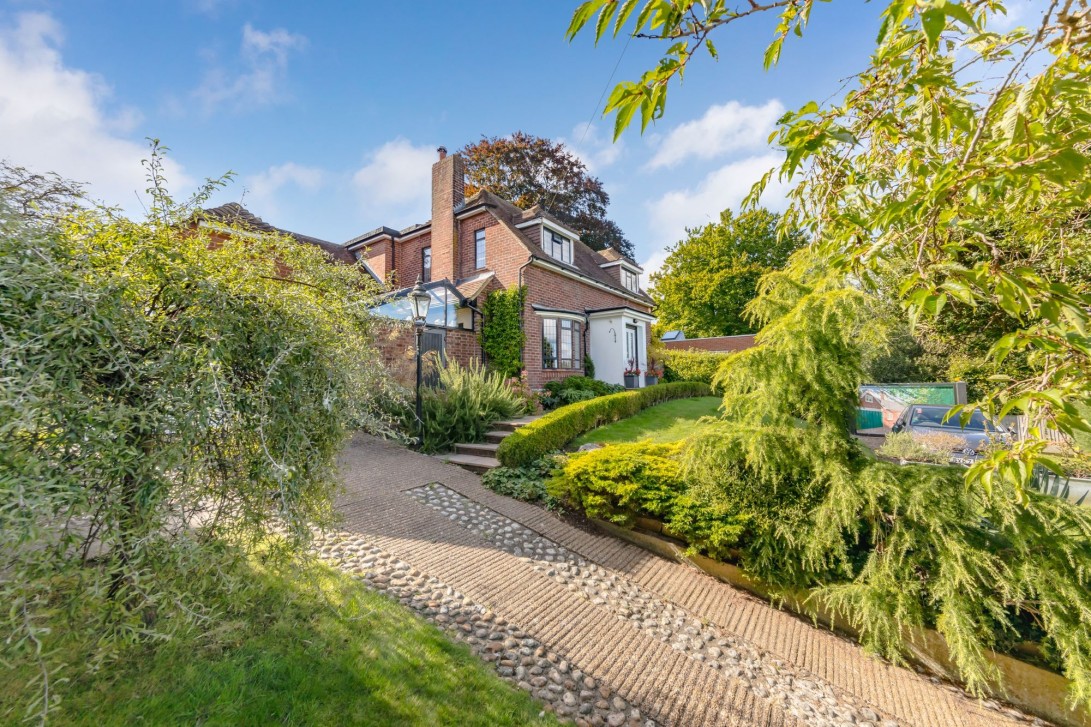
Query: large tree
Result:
<box><xmin>568</xmin><ymin>1</ymin><xmax>1091</xmax><ymax>498</ymax></box>
<box><xmin>651</xmin><ymin>207</ymin><xmax>806</xmax><ymax>337</ymax></box>
<box><xmin>459</xmin><ymin>132</ymin><xmax>635</xmax><ymax>258</ymax></box>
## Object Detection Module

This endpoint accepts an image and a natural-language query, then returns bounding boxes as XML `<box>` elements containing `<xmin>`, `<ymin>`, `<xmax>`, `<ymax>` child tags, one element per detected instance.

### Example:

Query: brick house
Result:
<box><xmin>346</xmin><ymin>147</ymin><xmax>656</xmax><ymax>390</ymax></box>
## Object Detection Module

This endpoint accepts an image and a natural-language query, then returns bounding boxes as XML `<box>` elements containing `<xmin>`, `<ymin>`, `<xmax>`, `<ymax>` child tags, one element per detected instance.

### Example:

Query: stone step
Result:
<box><xmin>494</xmin><ymin>415</ymin><xmax>539</xmax><ymax>432</ymax></box>
<box><xmin>455</xmin><ymin>442</ymin><xmax>500</xmax><ymax>457</ymax></box>
<box><xmin>484</xmin><ymin>430</ymin><xmax>511</xmax><ymax>444</ymax></box>
<box><xmin>444</xmin><ymin>453</ymin><xmax>501</xmax><ymax>474</ymax></box>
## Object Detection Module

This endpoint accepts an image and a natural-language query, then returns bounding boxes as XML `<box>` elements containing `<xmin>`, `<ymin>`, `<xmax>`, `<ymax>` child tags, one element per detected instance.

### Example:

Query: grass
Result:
<box><xmin>3</xmin><ymin>555</ymin><xmax>556</xmax><ymax>727</ymax></box>
<box><xmin>571</xmin><ymin>396</ymin><xmax>722</xmax><ymax>447</ymax></box>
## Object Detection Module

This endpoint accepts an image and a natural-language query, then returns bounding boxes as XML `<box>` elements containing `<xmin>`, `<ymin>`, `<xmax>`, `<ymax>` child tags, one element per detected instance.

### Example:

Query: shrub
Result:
<box><xmin>0</xmin><ymin>151</ymin><xmax>403</xmax><ymax>717</ymax></box>
<box><xmin>539</xmin><ymin>375</ymin><xmax>625</xmax><ymax>410</ymax></box>
<box><xmin>662</xmin><ymin>349</ymin><xmax>731</xmax><ymax>388</ymax></box>
<box><xmin>481</xmin><ymin>455</ymin><xmax>563</xmax><ymax>509</ymax></box>
<box><xmin>497</xmin><ymin>382</ymin><xmax>711</xmax><ymax>467</ymax></box>
<box><xmin>548</xmin><ymin>442</ymin><xmax>748</xmax><ymax>560</ymax></box>
<box><xmin>878</xmin><ymin>431</ymin><xmax>956</xmax><ymax>464</ymax></box>
<box><xmin>548</xmin><ymin>443</ymin><xmax>683</xmax><ymax>526</ymax></box>
<box><xmin>420</xmin><ymin>359</ymin><xmax>522</xmax><ymax>452</ymax></box>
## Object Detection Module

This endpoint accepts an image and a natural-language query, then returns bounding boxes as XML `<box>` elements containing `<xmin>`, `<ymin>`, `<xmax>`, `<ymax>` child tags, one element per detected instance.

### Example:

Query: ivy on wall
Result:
<box><xmin>480</xmin><ymin>285</ymin><xmax>526</xmax><ymax>378</ymax></box>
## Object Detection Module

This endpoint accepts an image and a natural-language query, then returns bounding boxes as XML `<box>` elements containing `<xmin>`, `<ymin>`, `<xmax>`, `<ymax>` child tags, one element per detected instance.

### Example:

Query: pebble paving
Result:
<box><xmin>410</xmin><ymin>482</ymin><xmax>900</xmax><ymax>727</ymax></box>
<box><xmin>311</xmin><ymin>529</ymin><xmax>653</xmax><ymax>726</ymax></box>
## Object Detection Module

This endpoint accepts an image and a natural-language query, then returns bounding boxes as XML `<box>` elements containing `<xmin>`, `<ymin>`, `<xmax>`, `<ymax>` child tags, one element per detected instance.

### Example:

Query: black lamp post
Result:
<box><xmin>408</xmin><ymin>277</ymin><xmax>431</xmax><ymax>449</ymax></box>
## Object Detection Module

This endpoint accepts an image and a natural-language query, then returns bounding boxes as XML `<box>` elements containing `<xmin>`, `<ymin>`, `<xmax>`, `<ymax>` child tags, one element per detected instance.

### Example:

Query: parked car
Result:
<box><xmin>891</xmin><ymin>404</ymin><xmax>1010</xmax><ymax>466</ymax></box>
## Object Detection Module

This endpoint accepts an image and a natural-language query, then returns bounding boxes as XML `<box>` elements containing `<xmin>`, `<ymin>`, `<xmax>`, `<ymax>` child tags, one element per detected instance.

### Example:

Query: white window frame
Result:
<box><xmin>622</xmin><ymin>269</ymin><xmax>639</xmax><ymax>292</ymax></box>
<box><xmin>474</xmin><ymin>229</ymin><xmax>486</xmax><ymax>269</ymax></box>
<box><xmin>542</xmin><ymin>317</ymin><xmax>582</xmax><ymax>370</ymax></box>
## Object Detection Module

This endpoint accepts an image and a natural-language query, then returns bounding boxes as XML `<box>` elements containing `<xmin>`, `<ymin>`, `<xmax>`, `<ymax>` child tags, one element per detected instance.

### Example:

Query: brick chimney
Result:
<box><xmin>430</xmin><ymin>146</ymin><xmax>463</xmax><ymax>282</ymax></box>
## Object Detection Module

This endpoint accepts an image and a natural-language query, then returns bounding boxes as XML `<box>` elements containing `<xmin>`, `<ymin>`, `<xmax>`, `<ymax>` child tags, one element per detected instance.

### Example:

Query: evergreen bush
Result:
<box><xmin>662</xmin><ymin>349</ymin><xmax>730</xmax><ymax>388</ymax></box>
<box><xmin>496</xmin><ymin>382</ymin><xmax>710</xmax><ymax>467</ymax></box>
<box><xmin>539</xmin><ymin>375</ymin><xmax>624</xmax><ymax>409</ymax></box>
<box><xmin>420</xmin><ymin>359</ymin><xmax>522</xmax><ymax>452</ymax></box>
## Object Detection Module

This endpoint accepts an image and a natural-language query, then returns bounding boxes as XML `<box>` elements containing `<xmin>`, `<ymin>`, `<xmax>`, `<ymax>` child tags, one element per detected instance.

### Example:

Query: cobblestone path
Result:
<box><xmin>322</xmin><ymin>434</ymin><xmax>1046</xmax><ymax>727</ymax></box>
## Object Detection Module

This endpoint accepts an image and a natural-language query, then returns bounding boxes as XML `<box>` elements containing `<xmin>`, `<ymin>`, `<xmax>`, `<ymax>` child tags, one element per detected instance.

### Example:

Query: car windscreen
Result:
<box><xmin>909</xmin><ymin>407</ymin><xmax>990</xmax><ymax>431</ymax></box>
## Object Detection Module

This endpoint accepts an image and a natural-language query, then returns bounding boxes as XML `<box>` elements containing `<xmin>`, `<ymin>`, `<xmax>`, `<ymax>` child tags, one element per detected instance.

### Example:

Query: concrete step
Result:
<box><xmin>445</xmin><ymin>453</ymin><xmax>501</xmax><ymax>474</ymax></box>
<box><xmin>494</xmin><ymin>415</ymin><xmax>540</xmax><ymax>432</ymax></box>
<box><xmin>485</xmin><ymin>430</ymin><xmax>511</xmax><ymax>444</ymax></box>
<box><xmin>455</xmin><ymin>442</ymin><xmax>500</xmax><ymax>457</ymax></box>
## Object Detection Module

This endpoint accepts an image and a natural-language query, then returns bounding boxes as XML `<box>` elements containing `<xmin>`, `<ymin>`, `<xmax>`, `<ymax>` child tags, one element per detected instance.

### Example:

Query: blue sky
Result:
<box><xmin>0</xmin><ymin>1</ymin><xmax>1029</xmax><ymax>275</ymax></box>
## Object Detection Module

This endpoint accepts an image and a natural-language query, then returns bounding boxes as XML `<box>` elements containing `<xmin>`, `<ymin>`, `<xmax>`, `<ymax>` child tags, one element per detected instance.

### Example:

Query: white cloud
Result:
<box><xmin>641</xmin><ymin>247</ymin><xmax>670</xmax><ymax>282</ymax></box>
<box><xmin>0</xmin><ymin>12</ymin><xmax>191</xmax><ymax>212</ymax></box>
<box><xmin>561</xmin><ymin>122</ymin><xmax>623</xmax><ymax>172</ymax></box>
<box><xmin>242</xmin><ymin>162</ymin><xmax>324</xmax><ymax>216</ymax></box>
<box><xmin>647</xmin><ymin>99</ymin><xmax>784</xmax><ymax>170</ymax></box>
<box><xmin>647</xmin><ymin>153</ymin><xmax>789</xmax><ymax>245</ymax></box>
<box><xmin>191</xmin><ymin>23</ymin><xmax>307</xmax><ymax>114</ymax></box>
<box><xmin>352</xmin><ymin>138</ymin><xmax>436</xmax><ymax>223</ymax></box>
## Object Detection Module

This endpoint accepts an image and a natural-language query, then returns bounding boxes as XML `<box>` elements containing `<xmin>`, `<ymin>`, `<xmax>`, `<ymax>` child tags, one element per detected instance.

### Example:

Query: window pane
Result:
<box><xmin>475</xmin><ymin>230</ymin><xmax>486</xmax><ymax>268</ymax></box>
<box><xmin>573</xmin><ymin>322</ymin><xmax>581</xmax><ymax>364</ymax></box>
<box><xmin>543</xmin><ymin>319</ymin><xmax>557</xmax><ymax>369</ymax></box>
<box><xmin>560</xmin><ymin>320</ymin><xmax>572</xmax><ymax>364</ymax></box>
<box><xmin>422</xmin><ymin>247</ymin><xmax>431</xmax><ymax>282</ymax></box>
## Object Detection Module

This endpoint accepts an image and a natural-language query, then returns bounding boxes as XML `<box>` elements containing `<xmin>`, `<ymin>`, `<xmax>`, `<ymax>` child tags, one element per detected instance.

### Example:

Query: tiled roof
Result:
<box><xmin>202</xmin><ymin>203</ymin><xmax>358</xmax><ymax>266</ymax></box>
<box><xmin>345</xmin><ymin>188</ymin><xmax>654</xmax><ymax>305</ymax></box>
<box><xmin>454</xmin><ymin>271</ymin><xmax>496</xmax><ymax>301</ymax></box>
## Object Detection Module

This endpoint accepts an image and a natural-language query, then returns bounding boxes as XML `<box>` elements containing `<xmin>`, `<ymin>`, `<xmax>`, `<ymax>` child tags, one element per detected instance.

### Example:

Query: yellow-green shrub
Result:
<box><xmin>662</xmin><ymin>349</ymin><xmax>731</xmax><ymax>388</ymax></box>
<box><xmin>495</xmin><ymin>382</ymin><xmax>710</xmax><ymax>467</ymax></box>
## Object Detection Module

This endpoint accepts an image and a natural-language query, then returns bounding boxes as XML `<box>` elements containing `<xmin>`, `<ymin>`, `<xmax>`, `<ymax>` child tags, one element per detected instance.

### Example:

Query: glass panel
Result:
<box><xmin>560</xmin><ymin>320</ymin><xmax>572</xmax><ymax>367</ymax></box>
<box><xmin>542</xmin><ymin>319</ymin><xmax>557</xmax><ymax>369</ymax></box>
<box><xmin>475</xmin><ymin>230</ymin><xmax>486</xmax><ymax>268</ymax></box>
<box><xmin>422</xmin><ymin>247</ymin><xmax>431</xmax><ymax>282</ymax></box>
<box><xmin>371</xmin><ymin>287</ymin><xmax>456</xmax><ymax>328</ymax></box>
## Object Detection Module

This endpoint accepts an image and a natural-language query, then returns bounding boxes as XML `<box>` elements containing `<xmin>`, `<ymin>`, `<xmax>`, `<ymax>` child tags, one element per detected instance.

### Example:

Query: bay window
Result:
<box><xmin>542</xmin><ymin>317</ymin><xmax>582</xmax><ymax>369</ymax></box>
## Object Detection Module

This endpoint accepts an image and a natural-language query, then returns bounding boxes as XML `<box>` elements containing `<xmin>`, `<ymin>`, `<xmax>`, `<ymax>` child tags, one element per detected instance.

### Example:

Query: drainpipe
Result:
<box><xmin>517</xmin><ymin>258</ymin><xmax>534</xmax><ymax>373</ymax></box>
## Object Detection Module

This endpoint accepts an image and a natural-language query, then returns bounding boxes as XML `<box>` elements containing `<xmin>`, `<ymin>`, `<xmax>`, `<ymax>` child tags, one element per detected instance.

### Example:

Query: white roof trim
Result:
<box><xmin>530</xmin><ymin>258</ymin><xmax>651</xmax><ymax>307</ymax></box>
<box><xmin>531</xmin><ymin>309</ymin><xmax>587</xmax><ymax>323</ymax></box>
<box><xmin>598</xmin><ymin>259</ymin><xmax>643</xmax><ymax>273</ymax></box>
<box><xmin>587</xmin><ymin>308</ymin><xmax>657</xmax><ymax>324</ymax></box>
<box><xmin>516</xmin><ymin>217</ymin><xmax>584</xmax><ymax>244</ymax></box>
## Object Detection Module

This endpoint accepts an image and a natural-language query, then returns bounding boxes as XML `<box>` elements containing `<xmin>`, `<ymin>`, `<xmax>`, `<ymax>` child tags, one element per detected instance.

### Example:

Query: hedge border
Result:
<box><xmin>496</xmin><ymin>382</ymin><xmax>712</xmax><ymax>467</ymax></box>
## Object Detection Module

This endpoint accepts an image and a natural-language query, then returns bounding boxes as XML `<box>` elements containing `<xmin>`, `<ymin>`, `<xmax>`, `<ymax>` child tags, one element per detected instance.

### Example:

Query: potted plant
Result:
<box><xmin>623</xmin><ymin>362</ymin><xmax>641</xmax><ymax>389</ymax></box>
<box><xmin>644</xmin><ymin>364</ymin><xmax>661</xmax><ymax>386</ymax></box>
<box><xmin>645</xmin><ymin>339</ymin><xmax>665</xmax><ymax>386</ymax></box>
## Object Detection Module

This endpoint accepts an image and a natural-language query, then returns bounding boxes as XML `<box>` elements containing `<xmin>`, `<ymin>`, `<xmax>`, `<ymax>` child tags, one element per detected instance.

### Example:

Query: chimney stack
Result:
<box><xmin>430</xmin><ymin>146</ymin><xmax>463</xmax><ymax>283</ymax></box>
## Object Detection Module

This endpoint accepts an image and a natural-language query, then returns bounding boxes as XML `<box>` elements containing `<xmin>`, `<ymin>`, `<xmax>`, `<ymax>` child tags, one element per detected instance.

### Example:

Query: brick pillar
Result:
<box><xmin>430</xmin><ymin>147</ymin><xmax>464</xmax><ymax>283</ymax></box>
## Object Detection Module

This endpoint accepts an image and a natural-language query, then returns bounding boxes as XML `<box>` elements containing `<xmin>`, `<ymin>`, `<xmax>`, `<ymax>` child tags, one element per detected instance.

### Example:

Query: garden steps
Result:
<box><xmin>455</xmin><ymin>442</ymin><xmax>500</xmax><ymax>457</ymax></box>
<box><xmin>483</xmin><ymin>431</ymin><xmax>510</xmax><ymax>444</ymax></box>
<box><xmin>443</xmin><ymin>453</ymin><xmax>500</xmax><ymax>474</ymax></box>
<box><xmin>448</xmin><ymin>416</ymin><xmax>541</xmax><ymax>472</ymax></box>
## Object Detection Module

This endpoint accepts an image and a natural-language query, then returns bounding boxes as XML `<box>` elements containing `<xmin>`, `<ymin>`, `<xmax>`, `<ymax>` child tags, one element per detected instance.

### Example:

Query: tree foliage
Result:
<box><xmin>0</xmin><ymin>146</ymin><xmax>402</xmax><ymax>719</ymax></box>
<box><xmin>460</xmin><ymin>132</ymin><xmax>635</xmax><ymax>258</ymax></box>
<box><xmin>651</xmin><ymin>208</ymin><xmax>806</xmax><ymax>337</ymax></box>
<box><xmin>479</xmin><ymin>285</ymin><xmax>527</xmax><ymax>378</ymax></box>
<box><xmin>683</xmin><ymin>257</ymin><xmax>1091</xmax><ymax>705</ymax></box>
<box><xmin>569</xmin><ymin>0</ymin><xmax>1091</xmax><ymax>498</ymax></box>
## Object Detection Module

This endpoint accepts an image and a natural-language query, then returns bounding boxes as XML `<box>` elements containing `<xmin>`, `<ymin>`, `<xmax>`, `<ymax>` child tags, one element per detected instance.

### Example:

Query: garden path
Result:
<box><xmin>325</xmin><ymin>434</ymin><xmax>1042</xmax><ymax>727</ymax></box>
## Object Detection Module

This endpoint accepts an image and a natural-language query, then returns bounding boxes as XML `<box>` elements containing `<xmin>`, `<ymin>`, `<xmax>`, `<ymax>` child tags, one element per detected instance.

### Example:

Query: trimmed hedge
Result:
<box><xmin>662</xmin><ymin>349</ymin><xmax>731</xmax><ymax>387</ymax></box>
<box><xmin>496</xmin><ymin>382</ymin><xmax>712</xmax><ymax>467</ymax></box>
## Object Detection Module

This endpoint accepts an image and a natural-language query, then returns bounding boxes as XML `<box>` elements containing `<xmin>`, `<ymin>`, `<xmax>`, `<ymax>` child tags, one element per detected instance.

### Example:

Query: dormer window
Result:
<box><xmin>622</xmin><ymin>268</ymin><xmax>639</xmax><ymax>292</ymax></box>
<box><xmin>548</xmin><ymin>230</ymin><xmax>572</xmax><ymax>264</ymax></box>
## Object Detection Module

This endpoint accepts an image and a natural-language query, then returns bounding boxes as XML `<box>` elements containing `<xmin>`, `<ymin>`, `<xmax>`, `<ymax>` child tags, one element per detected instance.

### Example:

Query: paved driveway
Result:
<box><xmin>324</xmin><ymin>434</ymin><xmax>1038</xmax><ymax>727</ymax></box>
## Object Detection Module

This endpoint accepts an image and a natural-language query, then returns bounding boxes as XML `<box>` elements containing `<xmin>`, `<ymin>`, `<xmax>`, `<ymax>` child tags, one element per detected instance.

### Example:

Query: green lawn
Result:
<box><xmin>3</xmin><ymin>557</ymin><xmax>555</xmax><ymax>727</ymax></box>
<box><xmin>572</xmin><ymin>396</ymin><xmax>722</xmax><ymax>446</ymax></box>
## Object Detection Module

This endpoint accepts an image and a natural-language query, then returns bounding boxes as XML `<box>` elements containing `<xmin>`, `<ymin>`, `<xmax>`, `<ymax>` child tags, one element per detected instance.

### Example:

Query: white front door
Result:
<box><xmin>625</xmin><ymin>325</ymin><xmax>638</xmax><ymax>371</ymax></box>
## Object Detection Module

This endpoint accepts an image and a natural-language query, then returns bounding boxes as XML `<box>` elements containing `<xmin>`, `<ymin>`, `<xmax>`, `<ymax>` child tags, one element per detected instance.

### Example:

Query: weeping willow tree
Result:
<box><xmin>681</xmin><ymin>253</ymin><xmax>1091</xmax><ymax>706</ymax></box>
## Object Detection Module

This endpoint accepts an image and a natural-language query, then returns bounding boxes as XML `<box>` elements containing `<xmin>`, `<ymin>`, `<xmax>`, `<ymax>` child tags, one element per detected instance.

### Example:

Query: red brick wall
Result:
<box><xmin>393</xmin><ymin>231</ymin><xmax>431</xmax><ymax>288</ymax></box>
<box><xmin>521</xmin><ymin>264</ymin><xmax>652</xmax><ymax>389</ymax></box>
<box><xmin>373</xmin><ymin>320</ymin><xmax>483</xmax><ymax>388</ymax></box>
<box><xmin>664</xmin><ymin>335</ymin><xmax>756</xmax><ymax>353</ymax></box>
<box><xmin>430</xmin><ymin>153</ymin><xmax>463</xmax><ymax>283</ymax></box>
<box><xmin>456</xmin><ymin>211</ymin><xmax>496</xmax><ymax>281</ymax></box>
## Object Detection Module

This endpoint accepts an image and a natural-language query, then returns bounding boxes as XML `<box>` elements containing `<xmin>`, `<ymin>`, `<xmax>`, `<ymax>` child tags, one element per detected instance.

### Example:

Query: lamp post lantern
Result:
<box><xmin>408</xmin><ymin>277</ymin><xmax>431</xmax><ymax>449</ymax></box>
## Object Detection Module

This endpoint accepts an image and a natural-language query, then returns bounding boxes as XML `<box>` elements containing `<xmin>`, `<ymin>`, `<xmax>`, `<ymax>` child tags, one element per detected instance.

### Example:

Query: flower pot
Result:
<box><xmin>624</xmin><ymin>375</ymin><xmax>638</xmax><ymax>389</ymax></box>
<box><xmin>644</xmin><ymin>374</ymin><xmax>659</xmax><ymax>386</ymax></box>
